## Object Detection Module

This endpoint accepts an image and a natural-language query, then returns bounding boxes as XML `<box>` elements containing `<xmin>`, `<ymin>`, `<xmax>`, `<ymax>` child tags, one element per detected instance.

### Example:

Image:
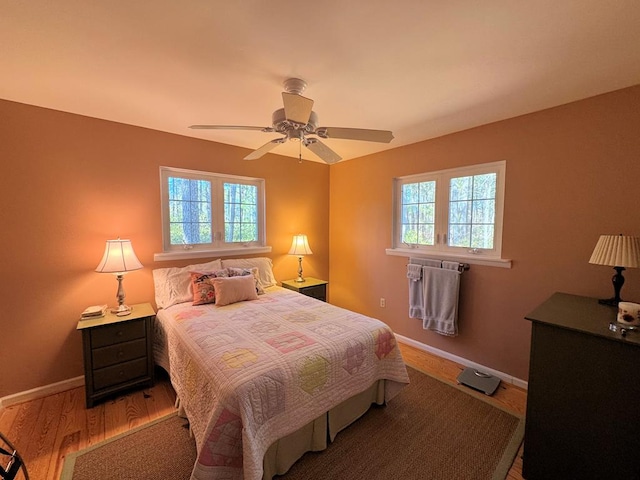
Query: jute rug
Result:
<box><xmin>61</xmin><ymin>367</ymin><xmax>524</xmax><ymax>480</ymax></box>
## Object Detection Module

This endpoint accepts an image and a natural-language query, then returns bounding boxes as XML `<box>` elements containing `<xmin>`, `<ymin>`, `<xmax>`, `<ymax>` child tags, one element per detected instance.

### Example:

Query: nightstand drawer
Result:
<box><xmin>93</xmin><ymin>357</ymin><xmax>149</xmax><ymax>391</ymax></box>
<box><xmin>303</xmin><ymin>285</ymin><xmax>326</xmax><ymax>301</ymax></box>
<box><xmin>92</xmin><ymin>338</ymin><xmax>147</xmax><ymax>369</ymax></box>
<box><xmin>90</xmin><ymin>318</ymin><xmax>146</xmax><ymax>348</ymax></box>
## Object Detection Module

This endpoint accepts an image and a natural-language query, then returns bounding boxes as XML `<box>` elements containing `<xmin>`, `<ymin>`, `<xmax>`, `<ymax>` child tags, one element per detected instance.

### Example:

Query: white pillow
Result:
<box><xmin>153</xmin><ymin>259</ymin><xmax>222</xmax><ymax>308</ymax></box>
<box><xmin>221</xmin><ymin>257</ymin><xmax>277</xmax><ymax>287</ymax></box>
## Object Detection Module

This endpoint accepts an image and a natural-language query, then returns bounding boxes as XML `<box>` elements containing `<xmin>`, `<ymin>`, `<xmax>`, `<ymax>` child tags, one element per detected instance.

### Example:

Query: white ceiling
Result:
<box><xmin>2</xmin><ymin>1</ymin><xmax>640</xmax><ymax>162</ymax></box>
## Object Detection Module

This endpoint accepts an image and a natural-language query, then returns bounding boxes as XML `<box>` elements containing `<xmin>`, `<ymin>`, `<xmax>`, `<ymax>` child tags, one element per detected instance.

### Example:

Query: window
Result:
<box><xmin>393</xmin><ymin>161</ymin><xmax>506</xmax><ymax>259</ymax></box>
<box><xmin>159</xmin><ymin>167</ymin><xmax>266</xmax><ymax>256</ymax></box>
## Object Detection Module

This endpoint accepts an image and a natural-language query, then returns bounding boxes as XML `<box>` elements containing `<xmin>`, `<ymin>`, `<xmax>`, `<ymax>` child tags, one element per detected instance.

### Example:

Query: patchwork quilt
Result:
<box><xmin>155</xmin><ymin>286</ymin><xmax>410</xmax><ymax>480</ymax></box>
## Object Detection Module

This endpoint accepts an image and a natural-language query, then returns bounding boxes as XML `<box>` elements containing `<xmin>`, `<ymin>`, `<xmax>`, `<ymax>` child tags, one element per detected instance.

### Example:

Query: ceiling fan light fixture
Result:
<box><xmin>287</xmin><ymin>129</ymin><xmax>305</xmax><ymax>142</ymax></box>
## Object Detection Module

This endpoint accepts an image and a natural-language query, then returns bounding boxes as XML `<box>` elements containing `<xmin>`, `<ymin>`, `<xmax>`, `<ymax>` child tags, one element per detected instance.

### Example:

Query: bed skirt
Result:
<box><xmin>262</xmin><ymin>379</ymin><xmax>386</xmax><ymax>479</ymax></box>
<box><xmin>166</xmin><ymin>362</ymin><xmax>386</xmax><ymax>480</ymax></box>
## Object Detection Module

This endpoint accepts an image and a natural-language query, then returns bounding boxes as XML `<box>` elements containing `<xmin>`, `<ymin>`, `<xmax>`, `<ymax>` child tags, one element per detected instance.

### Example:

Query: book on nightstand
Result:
<box><xmin>80</xmin><ymin>304</ymin><xmax>107</xmax><ymax>320</ymax></box>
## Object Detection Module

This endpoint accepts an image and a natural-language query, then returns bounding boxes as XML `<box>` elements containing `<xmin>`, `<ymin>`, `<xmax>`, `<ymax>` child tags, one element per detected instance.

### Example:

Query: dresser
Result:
<box><xmin>281</xmin><ymin>277</ymin><xmax>328</xmax><ymax>302</ymax></box>
<box><xmin>523</xmin><ymin>292</ymin><xmax>640</xmax><ymax>479</ymax></box>
<box><xmin>77</xmin><ymin>303</ymin><xmax>155</xmax><ymax>408</ymax></box>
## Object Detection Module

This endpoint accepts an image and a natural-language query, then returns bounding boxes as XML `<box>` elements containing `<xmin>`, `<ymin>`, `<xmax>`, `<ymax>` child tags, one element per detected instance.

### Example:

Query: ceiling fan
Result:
<box><xmin>189</xmin><ymin>78</ymin><xmax>394</xmax><ymax>164</ymax></box>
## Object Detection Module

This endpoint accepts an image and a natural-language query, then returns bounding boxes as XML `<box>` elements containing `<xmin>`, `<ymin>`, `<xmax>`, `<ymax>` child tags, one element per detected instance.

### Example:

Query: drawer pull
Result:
<box><xmin>116</xmin><ymin>331</ymin><xmax>124</xmax><ymax>337</ymax></box>
<box><xmin>117</xmin><ymin>350</ymin><xmax>124</xmax><ymax>357</ymax></box>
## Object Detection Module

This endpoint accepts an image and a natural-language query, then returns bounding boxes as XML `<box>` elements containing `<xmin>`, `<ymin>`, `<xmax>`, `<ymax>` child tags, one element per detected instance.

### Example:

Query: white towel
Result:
<box><xmin>408</xmin><ymin>264</ymin><xmax>424</xmax><ymax>318</ymax></box>
<box><xmin>408</xmin><ymin>258</ymin><xmax>441</xmax><ymax>320</ymax></box>
<box><xmin>421</xmin><ymin>266</ymin><xmax>461</xmax><ymax>336</ymax></box>
<box><xmin>408</xmin><ymin>279</ymin><xmax>423</xmax><ymax>319</ymax></box>
<box><xmin>410</xmin><ymin>257</ymin><xmax>442</xmax><ymax>268</ymax></box>
<box><xmin>406</xmin><ymin>264</ymin><xmax>422</xmax><ymax>281</ymax></box>
<box><xmin>442</xmin><ymin>261</ymin><xmax>460</xmax><ymax>271</ymax></box>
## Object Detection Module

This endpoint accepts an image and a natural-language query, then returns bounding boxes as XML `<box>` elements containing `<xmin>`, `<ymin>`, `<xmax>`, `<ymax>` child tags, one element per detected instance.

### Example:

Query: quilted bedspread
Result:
<box><xmin>155</xmin><ymin>286</ymin><xmax>410</xmax><ymax>480</ymax></box>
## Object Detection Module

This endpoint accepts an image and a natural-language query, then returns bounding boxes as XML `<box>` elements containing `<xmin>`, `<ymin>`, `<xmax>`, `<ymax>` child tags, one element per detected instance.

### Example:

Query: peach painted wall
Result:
<box><xmin>329</xmin><ymin>85</ymin><xmax>640</xmax><ymax>381</ymax></box>
<box><xmin>0</xmin><ymin>99</ymin><xmax>329</xmax><ymax>398</ymax></box>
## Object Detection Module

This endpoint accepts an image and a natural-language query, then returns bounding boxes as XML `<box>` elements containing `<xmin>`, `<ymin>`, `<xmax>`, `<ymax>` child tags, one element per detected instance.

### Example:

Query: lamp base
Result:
<box><xmin>295</xmin><ymin>256</ymin><xmax>305</xmax><ymax>283</ymax></box>
<box><xmin>598</xmin><ymin>298</ymin><xmax>622</xmax><ymax>307</ymax></box>
<box><xmin>598</xmin><ymin>266</ymin><xmax>627</xmax><ymax>307</ymax></box>
<box><xmin>110</xmin><ymin>304</ymin><xmax>133</xmax><ymax>316</ymax></box>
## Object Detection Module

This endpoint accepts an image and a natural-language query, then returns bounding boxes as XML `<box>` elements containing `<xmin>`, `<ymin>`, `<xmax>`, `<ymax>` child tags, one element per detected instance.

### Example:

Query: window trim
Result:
<box><xmin>154</xmin><ymin>245</ymin><xmax>272</xmax><ymax>262</ymax></box>
<box><xmin>384</xmin><ymin>247</ymin><xmax>511</xmax><ymax>268</ymax></box>
<box><xmin>157</xmin><ymin>166</ymin><xmax>270</xmax><ymax>260</ymax></box>
<box><xmin>389</xmin><ymin>160</ymin><xmax>510</xmax><ymax>267</ymax></box>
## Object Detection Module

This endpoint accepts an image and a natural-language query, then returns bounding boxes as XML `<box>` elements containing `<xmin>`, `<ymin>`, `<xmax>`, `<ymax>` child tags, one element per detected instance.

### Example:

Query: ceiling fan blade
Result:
<box><xmin>304</xmin><ymin>138</ymin><xmax>342</xmax><ymax>164</ymax></box>
<box><xmin>317</xmin><ymin>127</ymin><xmax>394</xmax><ymax>143</ymax></box>
<box><xmin>190</xmin><ymin>125</ymin><xmax>273</xmax><ymax>132</ymax></box>
<box><xmin>282</xmin><ymin>92</ymin><xmax>314</xmax><ymax>125</ymax></box>
<box><xmin>244</xmin><ymin>138</ymin><xmax>286</xmax><ymax>160</ymax></box>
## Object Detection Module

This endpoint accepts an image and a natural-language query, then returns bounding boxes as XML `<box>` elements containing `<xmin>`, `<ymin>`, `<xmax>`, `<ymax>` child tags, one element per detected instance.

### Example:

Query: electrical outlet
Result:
<box><xmin>380</xmin><ymin>298</ymin><xmax>386</xmax><ymax>308</ymax></box>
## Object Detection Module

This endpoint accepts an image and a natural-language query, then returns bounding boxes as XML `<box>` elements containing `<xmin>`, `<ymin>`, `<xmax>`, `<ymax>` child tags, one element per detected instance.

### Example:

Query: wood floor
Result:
<box><xmin>0</xmin><ymin>342</ymin><xmax>526</xmax><ymax>480</ymax></box>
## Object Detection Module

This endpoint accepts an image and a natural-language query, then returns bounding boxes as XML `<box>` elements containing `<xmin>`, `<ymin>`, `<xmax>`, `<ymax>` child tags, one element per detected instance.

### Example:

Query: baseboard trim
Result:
<box><xmin>0</xmin><ymin>376</ymin><xmax>85</xmax><ymax>409</ymax></box>
<box><xmin>396</xmin><ymin>334</ymin><xmax>528</xmax><ymax>390</ymax></box>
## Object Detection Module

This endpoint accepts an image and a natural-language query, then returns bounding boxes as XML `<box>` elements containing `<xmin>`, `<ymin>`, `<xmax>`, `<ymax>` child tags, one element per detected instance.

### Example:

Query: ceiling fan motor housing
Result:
<box><xmin>272</xmin><ymin>108</ymin><xmax>318</xmax><ymax>134</ymax></box>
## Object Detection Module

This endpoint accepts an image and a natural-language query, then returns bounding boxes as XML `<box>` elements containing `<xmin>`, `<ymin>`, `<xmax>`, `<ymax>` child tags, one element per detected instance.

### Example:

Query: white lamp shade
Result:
<box><xmin>288</xmin><ymin>234</ymin><xmax>313</xmax><ymax>256</ymax></box>
<box><xmin>589</xmin><ymin>235</ymin><xmax>640</xmax><ymax>268</ymax></box>
<box><xmin>95</xmin><ymin>239</ymin><xmax>143</xmax><ymax>274</ymax></box>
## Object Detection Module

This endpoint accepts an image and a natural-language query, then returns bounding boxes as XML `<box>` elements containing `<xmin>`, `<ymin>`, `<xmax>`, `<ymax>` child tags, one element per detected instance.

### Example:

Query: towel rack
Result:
<box><xmin>408</xmin><ymin>258</ymin><xmax>470</xmax><ymax>273</ymax></box>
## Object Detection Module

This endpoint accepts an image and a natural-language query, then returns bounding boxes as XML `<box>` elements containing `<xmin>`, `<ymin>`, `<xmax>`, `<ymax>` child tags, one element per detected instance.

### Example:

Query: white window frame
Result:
<box><xmin>155</xmin><ymin>167</ymin><xmax>271</xmax><ymax>261</ymax></box>
<box><xmin>387</xmin><ymin>160</ymin><xmax>511</xmax><ymax>268</ymax></box>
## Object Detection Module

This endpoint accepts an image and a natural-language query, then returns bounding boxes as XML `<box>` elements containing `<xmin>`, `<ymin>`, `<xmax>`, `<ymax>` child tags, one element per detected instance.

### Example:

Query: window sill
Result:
<box><xmin>385</xmin><ymin>248</ymin><xmax>512</xmax><ymax>269</ymax></box>
<box><xmin>154</xmin><ymin>246</ymin><xmax>272</xmax><ymax>262</ymax></box>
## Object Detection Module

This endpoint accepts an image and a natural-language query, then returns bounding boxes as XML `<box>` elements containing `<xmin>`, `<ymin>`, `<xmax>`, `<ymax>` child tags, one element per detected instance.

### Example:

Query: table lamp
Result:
<box><xmin>95</xmin><ymin>238</ymin><xmax>143</xmax><ymax>315</ymax></box>
<box><xmin>589</xmin><ymin>234</ymin><xmax>640</xmax><ymax>306</ymax></box>
<box><xmin>288</xmin><ymin>234</ymin><xmax>313</xmax><ymax>282</ymax></box>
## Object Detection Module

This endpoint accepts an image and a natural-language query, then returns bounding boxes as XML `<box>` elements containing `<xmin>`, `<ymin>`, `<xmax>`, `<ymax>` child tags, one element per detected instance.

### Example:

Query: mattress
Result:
<box><xmin>154</xmin><ymin>286</ymin><xmax>409</xmax><ymax>480</ymax></box>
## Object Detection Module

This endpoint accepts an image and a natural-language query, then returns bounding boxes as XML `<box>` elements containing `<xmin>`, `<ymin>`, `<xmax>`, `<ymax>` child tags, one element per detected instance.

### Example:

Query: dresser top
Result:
<box><xmin>525</xmin><ymin>292</ymin><xmax>640</xmax><ymax>346</ymax></box>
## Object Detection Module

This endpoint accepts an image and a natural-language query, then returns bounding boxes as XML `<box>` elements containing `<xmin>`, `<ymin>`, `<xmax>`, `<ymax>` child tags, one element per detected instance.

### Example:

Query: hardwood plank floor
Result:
<box><xmin>0</xmin><ymin>369</ymin><xmax>177</xmax><ymax>480</ymax></box>
<box><xmin>0</xmin><ymin>344</ymin><xmax>526</xmax><ymax>480</ymax></box>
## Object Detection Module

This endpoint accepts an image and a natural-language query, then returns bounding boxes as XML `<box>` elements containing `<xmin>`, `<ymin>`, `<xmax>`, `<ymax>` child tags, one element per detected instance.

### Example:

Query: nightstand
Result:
<box><xmin>77</xmin><ymin>303</ymin><xmax>155</xmax><ymax>408</ymax></box>
<box><xmin>281</xmin><ymin>278</ymin><xmax>328</xmax><ymax>302</ymax></box>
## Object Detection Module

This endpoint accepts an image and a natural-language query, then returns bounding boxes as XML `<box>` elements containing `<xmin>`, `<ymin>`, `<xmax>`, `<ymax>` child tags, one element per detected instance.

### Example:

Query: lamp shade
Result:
<box><xmin>288</xmin><ymin>234</ymin><xmax>313</xmax><ymax>256</ymax></box>
<box><xmin>589</xmin><ymin>235</ymin><xmax>640</xmax><ymax>268</ymax></box>
<box><xmin>95</xmin><ymin>239</ymin><xmax>143</xmax><ymax>274</ymax></box>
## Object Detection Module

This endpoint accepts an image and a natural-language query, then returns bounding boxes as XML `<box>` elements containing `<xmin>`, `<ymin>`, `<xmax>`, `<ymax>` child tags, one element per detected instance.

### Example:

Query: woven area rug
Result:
<box><xmin>61</xmin><ymin>367</ymin><xmax>523</xmax><ymax>480</ymax></box>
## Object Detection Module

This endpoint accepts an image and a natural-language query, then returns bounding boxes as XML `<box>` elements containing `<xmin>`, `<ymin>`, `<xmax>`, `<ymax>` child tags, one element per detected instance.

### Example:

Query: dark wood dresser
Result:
<box><xmin>523</xmin><ymin>292</ymin><xmax>640</xmax><ymax>479</ymax></box>
<box><xmin>77</xmin><ymin>303</ymin><xmax>155</xmax><ymax>408</ymax></box>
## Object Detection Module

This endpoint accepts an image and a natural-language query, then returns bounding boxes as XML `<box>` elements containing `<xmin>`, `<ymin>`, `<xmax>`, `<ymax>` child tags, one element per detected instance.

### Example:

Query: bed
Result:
<box><xmin>152</xmin><ymin>257</ymin><xmax>410</xmax><ymax>480</ymax></box>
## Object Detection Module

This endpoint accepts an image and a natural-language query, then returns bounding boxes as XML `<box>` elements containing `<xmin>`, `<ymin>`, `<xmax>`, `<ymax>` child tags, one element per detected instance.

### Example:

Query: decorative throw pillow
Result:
<box><xmin>212</xmin><ymin>275</ymin><xmax>259</xmax><ymax>306</ymax></box>
<box><xmin>221</xmin><ymin>257</ymin><xmax>277</xmax><ymax>287</ymax></box>
<box><xmin>227</xmin><ymin>266</ymin><xmax>265</xmax><ymax>294</ymax></box>
<box><xmin>190</xmin><ymin>269</ymin><xmax>230</xmax><ymax>305</ymax></box>
<box><xmin>153</xmin><ymin>258</ymin><xmax>222</xmax><ymax>308</ymax></box>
